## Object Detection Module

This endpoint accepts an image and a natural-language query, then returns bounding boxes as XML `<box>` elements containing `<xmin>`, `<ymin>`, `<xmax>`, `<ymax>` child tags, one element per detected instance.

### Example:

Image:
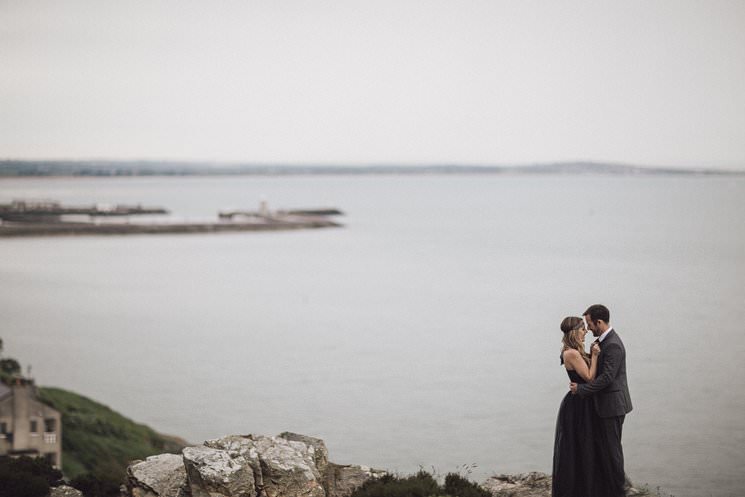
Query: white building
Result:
<box><xmin>0</xmin><ymin>377</ymin><xmax>62</xmax><ymax>468</ymax></box>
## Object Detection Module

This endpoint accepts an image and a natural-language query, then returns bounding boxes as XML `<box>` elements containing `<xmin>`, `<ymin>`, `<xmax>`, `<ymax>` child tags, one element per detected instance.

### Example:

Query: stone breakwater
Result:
<box><xmin>121</xmin><ymin>432</ymin><xmax>656</xmax><ymax>497</ymax></box>
<box><xmin>0</xmin><ymin>217</ymin><xmax>340</xmax><ymax>237</ymax></box>
<box><xmin>0</xmin><ymin>199</ymin><xmax>343</xmax><ymax>237</ymax></box>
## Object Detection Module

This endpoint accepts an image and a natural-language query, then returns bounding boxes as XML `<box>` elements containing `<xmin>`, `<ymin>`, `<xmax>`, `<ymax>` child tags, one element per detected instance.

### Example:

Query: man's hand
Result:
<box><xmin>569</xmin><ymin>382</ymin><xmax>578</xmax><ymax>394</ymax></box>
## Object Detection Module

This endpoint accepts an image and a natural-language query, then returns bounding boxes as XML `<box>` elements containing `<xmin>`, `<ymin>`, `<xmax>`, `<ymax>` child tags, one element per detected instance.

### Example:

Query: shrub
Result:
<box><xmin>351</xmin><ymin>471</ymin><xmax>442</xmax><ymax>497</ymax></box>
<box><xmin>443</xmin><ymin>473</ymin><xmax>492</xmax><ymax>497</ymax></box>
<box><xmin>70</xmin><ymin>473</ymin><xmax>122</xmax><ymax>497</ymax></box>
<box><xmin>0</xmin><ymin>456</ymin><xmax>64</xmax><ymax>497</ymax></box>
<box><xmin>350</xmin><ymin>470</ymin><xmax>490</xmax><ymax>497</ymax></box>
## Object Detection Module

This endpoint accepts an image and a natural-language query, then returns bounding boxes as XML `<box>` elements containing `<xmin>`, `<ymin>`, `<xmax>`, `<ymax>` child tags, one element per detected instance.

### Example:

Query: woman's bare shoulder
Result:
<box><xmin>562</xmin><ymin>348</ymin><xmax>581</xmax><ymax>359</ymax></box>
<box><xmin>562</xmin><ymin>348</ymin><xmax>580</xmax><ymax>369</ymax></box>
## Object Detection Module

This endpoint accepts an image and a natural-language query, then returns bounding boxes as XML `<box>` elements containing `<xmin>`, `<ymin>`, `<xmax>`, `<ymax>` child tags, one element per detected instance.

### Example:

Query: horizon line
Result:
<box><xmin>2</xmin><ymin>158</ymin><xmax>744</xmax><ymax>172</ymax></box>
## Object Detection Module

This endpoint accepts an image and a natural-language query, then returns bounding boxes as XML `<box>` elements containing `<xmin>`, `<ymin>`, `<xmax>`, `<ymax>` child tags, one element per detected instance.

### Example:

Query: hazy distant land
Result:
<box><xmin>1</xmin><ymin>160</ymin><xmax>743</xmax><ymax>177</ymax></box>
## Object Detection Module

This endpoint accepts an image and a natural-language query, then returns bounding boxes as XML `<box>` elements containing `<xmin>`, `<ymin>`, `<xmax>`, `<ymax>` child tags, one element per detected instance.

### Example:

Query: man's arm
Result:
<box><xmin>575</xmin><ymin>343</ymin><xmax>623</xmax><ymax>398</ymax></box>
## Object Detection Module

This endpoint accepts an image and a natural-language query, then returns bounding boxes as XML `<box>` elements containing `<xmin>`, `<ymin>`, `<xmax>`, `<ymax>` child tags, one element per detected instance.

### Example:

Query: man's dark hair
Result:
<box><xmin>583</xmin><ymin>304</ymin><xmax>610</xmax><ymax>323</ymax></box>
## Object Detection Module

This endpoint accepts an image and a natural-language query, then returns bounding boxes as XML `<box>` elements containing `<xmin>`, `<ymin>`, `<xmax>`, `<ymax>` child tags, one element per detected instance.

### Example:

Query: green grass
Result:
<box><xmin>37</xmin><ymin>387</ymin><xmax>186</xmax><ymax>481</ymax></box>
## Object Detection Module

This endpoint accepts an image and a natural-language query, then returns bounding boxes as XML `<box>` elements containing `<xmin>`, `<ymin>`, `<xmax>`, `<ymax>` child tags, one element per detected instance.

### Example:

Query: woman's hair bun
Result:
<box><xmin>560</xmin><ymin>316</ymin><xmax>583</xmax><ymax>334</ymax></box>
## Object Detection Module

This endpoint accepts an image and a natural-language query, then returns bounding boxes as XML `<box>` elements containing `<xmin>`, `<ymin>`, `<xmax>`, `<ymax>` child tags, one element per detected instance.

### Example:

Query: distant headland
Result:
<box><xmin>1</xmin><ymin>160</ymin><xmax>743</xmax><ymax>177</ymax></box>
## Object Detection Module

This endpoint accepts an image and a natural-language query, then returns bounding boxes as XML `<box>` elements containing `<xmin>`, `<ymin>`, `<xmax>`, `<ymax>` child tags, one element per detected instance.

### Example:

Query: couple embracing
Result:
<box><xmin>552</xmin><ymin>304</ymin><xmax>633</xmax><ymax>497</ymax></box>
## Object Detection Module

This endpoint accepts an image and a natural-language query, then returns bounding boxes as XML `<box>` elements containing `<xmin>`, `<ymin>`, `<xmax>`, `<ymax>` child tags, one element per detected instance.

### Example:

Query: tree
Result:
<box><xmin>0</xmin><ymin>358</ymin><xmax>21</xmax><ymax>376</ymax></box>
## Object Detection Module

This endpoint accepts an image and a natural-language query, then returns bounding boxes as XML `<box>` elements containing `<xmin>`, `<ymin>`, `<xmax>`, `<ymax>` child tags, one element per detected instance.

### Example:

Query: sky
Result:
<box><xmin>2</xmin><ymin>1</ymin><xmax>745</xmax><ymax>169</ymax></box>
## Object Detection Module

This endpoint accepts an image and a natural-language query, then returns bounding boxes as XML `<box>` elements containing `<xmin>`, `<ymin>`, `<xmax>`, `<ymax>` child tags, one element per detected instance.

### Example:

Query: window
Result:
<box><xmin>44</xmin><ymin>453</ymin><xmax>57</xmax><ymax>466</ymax></box>
<box><xmin>30</xmin><ymin>420</ymin><xmax>38</xmax><ymax>433</ymax></box>
<box><xmin>44</xmin><ymin>418</ymin><xmax>56</xmax><ymax>433</ymax></box>
<box><xmin>0</xmin><ymin>422</ymin><xmax>7</xmax><ymax>435</ymax></box>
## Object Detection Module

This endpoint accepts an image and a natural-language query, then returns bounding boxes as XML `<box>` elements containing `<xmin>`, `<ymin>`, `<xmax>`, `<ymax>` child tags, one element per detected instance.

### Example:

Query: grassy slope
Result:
<box><xmin>37</xmin><ymin>387</ymin><xmax>186</xmax><ymax>480</ymax></box>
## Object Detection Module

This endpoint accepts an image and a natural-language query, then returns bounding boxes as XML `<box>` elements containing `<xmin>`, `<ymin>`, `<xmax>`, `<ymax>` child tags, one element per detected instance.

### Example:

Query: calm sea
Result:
<box><xmin>1</xmin><ymin>175</ymin><xmax>744</xmax><ymax>497</ymax></box>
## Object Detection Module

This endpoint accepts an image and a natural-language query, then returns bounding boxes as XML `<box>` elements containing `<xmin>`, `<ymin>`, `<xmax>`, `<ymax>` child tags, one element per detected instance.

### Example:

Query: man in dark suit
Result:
<box><xmin>569</xmin><ymin>304</ymin><xmax>633</xmax><ymax>497</ymax></box>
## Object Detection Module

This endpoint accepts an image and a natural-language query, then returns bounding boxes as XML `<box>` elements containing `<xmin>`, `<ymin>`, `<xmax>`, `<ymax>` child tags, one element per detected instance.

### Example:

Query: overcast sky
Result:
<box><xmin>2</xmin><ymin>1</ymin><xmax>744</xmax><ymax>168</ymax></box>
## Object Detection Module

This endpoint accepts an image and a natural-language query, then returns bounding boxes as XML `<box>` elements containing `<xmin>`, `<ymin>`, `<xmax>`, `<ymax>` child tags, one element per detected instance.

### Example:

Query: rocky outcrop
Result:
<box><xmin>250</xmin><ymin>436</ymin><xmax>324</xmax><ymax>497</ymax></box>
<box><xmin>123</xmin><ymin>433</ymin><xmax>655</xmax><ymax>497</ymax></box>
<box><xmin>125</xmin><ymin>453</ymin><xmax>189</xmax><ymax>497</ymax></box>
<box><xmin>49</xmin><ymin>486</ymin><xmax>84</xmax><ymax>497</ymax></box>
<box><xmin>123</xmin><ymin>433</ymin><xmax>385</xmax><ymax>497</ymax></box>
<box><xmin>481</xmin><ymin>472</ymin><xmax>655</xmax><ymax>497</ymax></box>
<box><xmin>278</xmin><ymin>432</ymin><xmax>329</xmax><ymax>477</ymax></box>
<box><xmin>183</xmin><ymin>445</ymin><xmax>256</xmax><ymax>497</ymax></box>
<box><xmin>482</xmin><ymin>472</ymin><xmax>552</xmax><ymax>497</ymax></box>
<box><xmin>324</xmin><ymin>464</ymin><xmax>387</xmax><ymax>497</ymax></box>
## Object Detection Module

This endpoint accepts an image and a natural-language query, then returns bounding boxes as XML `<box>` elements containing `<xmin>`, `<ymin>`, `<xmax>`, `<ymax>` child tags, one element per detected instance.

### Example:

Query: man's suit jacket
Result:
<box><xmin>576</xmin><ymin>329</ymin><xmax>633</xmax><ymax>418</ymax></box>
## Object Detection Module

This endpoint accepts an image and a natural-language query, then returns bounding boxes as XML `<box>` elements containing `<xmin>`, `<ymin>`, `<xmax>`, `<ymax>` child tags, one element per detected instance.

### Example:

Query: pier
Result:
<box><xmin>218</xmin><ymin>207</ymin><xmax>343</xmax><ymax>219</ymax></box>
<box><xmin>0</xmin><ymin>200</ymin><xmax>342</xmax><ymax>237</ymax></box>
<box><xmin>0</xmin><ymin>200</ymin><xmax>168</xmax><ymax>222</ymax></box>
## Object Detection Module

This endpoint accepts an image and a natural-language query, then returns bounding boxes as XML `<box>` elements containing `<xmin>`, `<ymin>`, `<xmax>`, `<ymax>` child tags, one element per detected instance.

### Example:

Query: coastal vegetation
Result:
<box><xmin>0</xmin><ymin>337</ymin><xmax>23</xmax><ymax>382</ymax></box>
<box><xmin>0</xmin><ymin>358</ymin><xmax>22</xmax><ymax>381</ymax></box>
<box><xmin>1</xmin><ymin>339</ymin><xmax>185</xmax><ymax>497</ymax></box>
<box><xmin>36</xmin><ymin>387</ymin><xmax>186</xmax><ymax>494</ymax></box>
<box><xmin>0</xmin><ymin>456</ymin><xmax>63</xmax><ymax>497</ymax></box>
<box><xmin>350</xmin><ymin>470</ymin><xmax>492</xmax><ymax>497</ymax></box>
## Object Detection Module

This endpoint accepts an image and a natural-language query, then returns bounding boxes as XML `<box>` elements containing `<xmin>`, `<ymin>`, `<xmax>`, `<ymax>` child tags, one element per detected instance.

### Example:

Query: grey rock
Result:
<box><xmin>197</xmin><ymin>433</ymin><xmax>327</xmax><ymax>497</ymax></box>
<box><xmin>120</xmin><ymin>433</ymin><xmax>380</xmax><ymax>497</ymax></box>
<box><xmin>481</xmin><ymin>472</ymin><xmax>551</xmax><ymax>497</ymax></box>
<box><xmin>481</xmin><ymin>473</ymin><xmax>657</xmax><ymax>497</ymax></box>
<box><xmin>204</xmin><ymin>435</ymin><xmax>261</xmax><ymax>462</ymax></box>
<box><xmin>624</xmin><ymin>475</ymin><xmax>657</xmax><ymax>496</ymax></box>
<box><xmin>278</xmin><ymin>432</ymin><xmax>329</xmax><ymax>476</ymax></box>
<box><xmin>324</xmin><ymin>463</ymin><xmax>387</xmax><ymax>497</ymax></box>
<box><xmin>126</xmin><ymin>453</ymin><xmax>188</xmax><ymax>497</ymax></box>
<box><xmin>251</xmin><ymin>435</ymin><xmax>326</xmax><ymax>497</ymax></box>
<box><xmin>182</xmin><ymin>445</ymin><xmax>256</xmax><ymax>497</ymax></box>
<box><xmin>49</xmin><ymin>485</ymin><xmax>84</xmax><ymax>497</ymax></box>
<box><xmin>204</xmin><ymin>435</ymin><xmax>265</xmax><ymax>496</ymax></box>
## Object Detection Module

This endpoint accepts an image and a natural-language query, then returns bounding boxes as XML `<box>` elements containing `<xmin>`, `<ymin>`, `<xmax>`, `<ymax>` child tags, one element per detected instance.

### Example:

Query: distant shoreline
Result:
<box><xmin>1</xmin><ymin>160</ymin><xmax>744</xmax><ymax>177</ymax></box>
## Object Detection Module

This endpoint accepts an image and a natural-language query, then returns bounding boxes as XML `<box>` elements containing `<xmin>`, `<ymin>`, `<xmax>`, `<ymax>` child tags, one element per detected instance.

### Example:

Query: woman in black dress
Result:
<box><xmin>552</xmin><ymin>316</ymin><xmax>602</xmax><ymax>497</ymax></box>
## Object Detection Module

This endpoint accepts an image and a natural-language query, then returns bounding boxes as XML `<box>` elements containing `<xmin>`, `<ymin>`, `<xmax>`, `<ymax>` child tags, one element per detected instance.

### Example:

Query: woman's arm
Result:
<box><xmin>562</xmin><ymin>349</ymin><xmax>593</xmax><ymax>381</ymax></box>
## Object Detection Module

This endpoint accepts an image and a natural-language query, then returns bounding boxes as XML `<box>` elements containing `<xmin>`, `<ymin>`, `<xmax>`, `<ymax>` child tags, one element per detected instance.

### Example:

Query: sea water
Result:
<box><xmin>1</xmin><ymin>174</ymin><xmax>743</xmax><ymax>497</ymax></box>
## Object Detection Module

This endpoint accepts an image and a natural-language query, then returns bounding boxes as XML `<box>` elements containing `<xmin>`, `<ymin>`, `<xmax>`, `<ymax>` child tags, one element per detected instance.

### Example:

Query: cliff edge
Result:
<box><xmin>123</xmin><ymin>432</ymin><xmax>386</xmax><ymax>497</ymax></box>
<box><xmin>123</xmin><ymin>432</ymin><xmax>657</xmax><ymax>497</ymax></box>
